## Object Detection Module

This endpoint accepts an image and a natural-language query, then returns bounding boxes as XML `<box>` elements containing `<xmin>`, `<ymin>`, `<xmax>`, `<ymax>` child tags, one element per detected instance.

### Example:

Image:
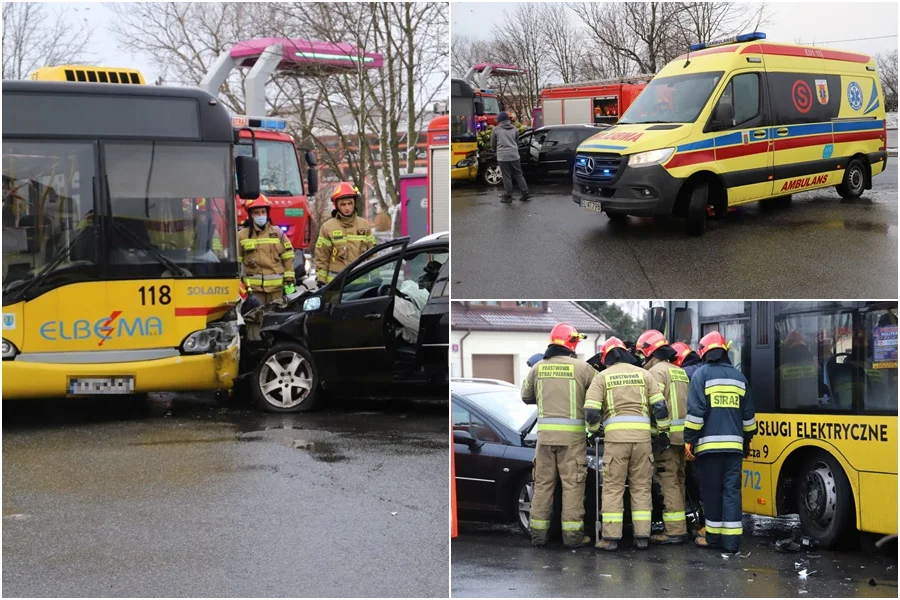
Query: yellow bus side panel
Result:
<box><xmin>740</xmin><ymin>460</ymin><xmax>775</xmax><ymax>516</ymax></box>
<box><xmin>859</xmin><ymin>472</ymin><xmax>898</xmax><ymax>535</ymax></box>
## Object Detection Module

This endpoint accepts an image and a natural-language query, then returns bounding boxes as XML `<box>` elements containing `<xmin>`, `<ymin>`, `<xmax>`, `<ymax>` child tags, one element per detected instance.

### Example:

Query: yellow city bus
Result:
<box><xmin>30</xmin><ymin>65</ymin><xmax>146</xmax><ymax>85</ymax></box>
<box><xmin>2</xmin><ymin>79</ymin><xmax>259</xmax><ymax>399</ymax></box>
<box><xmin>650</xmin><ymin>301</ymin><xmax>897</xmax><ymax>548</ymax></box>
<box><xmin>450</xmin><ymin>78</ymin><xmax>480</xmax><ymax>182</ymax></box>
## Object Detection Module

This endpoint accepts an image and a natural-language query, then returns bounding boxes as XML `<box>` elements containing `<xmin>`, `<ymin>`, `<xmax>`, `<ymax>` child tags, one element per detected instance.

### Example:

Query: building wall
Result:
<box><xmin>451</xmin><ymin>330</ymin><xmax>607</xmax><ymax>385</ymax></box>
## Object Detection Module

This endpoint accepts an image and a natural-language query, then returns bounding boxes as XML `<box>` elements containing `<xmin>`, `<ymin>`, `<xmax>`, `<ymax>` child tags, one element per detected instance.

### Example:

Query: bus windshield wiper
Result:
<box><xmin>109</xmin><ymin>219</ymin><xmax>191</xmax><ymax>277</ymax></box>
<box><xmin>4</xmin><ymin>224</ymin><xmax>94</xmax><ymax>302</ymax></box>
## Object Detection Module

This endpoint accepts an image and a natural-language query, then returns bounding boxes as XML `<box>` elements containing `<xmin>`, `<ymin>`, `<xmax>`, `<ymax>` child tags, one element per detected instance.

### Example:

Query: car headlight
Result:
<box><xmin>2</xmin><ymin>338</ymin><xmax>18</xmax><ymax>359</ymax></box>
<box><xmin>181</xmin><ymin>321</ymin><xmax>239</xmax><ymax>354</ymax></box>
<box><xmin>627</xmin><ymin>147</ymin><xmax>675</xmax><ymax>168</ymax></box>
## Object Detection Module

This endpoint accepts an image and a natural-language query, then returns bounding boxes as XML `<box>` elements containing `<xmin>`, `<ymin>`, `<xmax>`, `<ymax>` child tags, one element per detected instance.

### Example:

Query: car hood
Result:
<box><xmin>577</xmin><ymin>123</ymin><xmax>694</xmax><ymax>156</ymax></box>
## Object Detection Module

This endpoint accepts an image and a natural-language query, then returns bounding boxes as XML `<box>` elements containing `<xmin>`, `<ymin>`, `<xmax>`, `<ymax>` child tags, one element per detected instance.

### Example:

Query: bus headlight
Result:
<box><xmin>627</xmin><ymin>148</ymin><xmax>675</xmax><ymax>168</ymax></box>
<box><xmin>2</xmin><ymin>339</ymin><xmax>18</xmax><ymax>359</ymax></box>
<box><xmin>181</xmin><ymin>321</ymin><xmax>239</xmax><ymax>354</ymax></box>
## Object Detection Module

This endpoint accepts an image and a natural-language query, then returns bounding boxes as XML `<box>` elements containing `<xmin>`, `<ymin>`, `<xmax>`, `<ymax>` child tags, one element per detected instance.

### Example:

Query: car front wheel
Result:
<box><xmin>480</xmin><ymin>163</ymin><xmax>503</xmax><ymax>186</ymax></box>
<box><xmin>252</xmin><ymin>342</ymin><xmax>321</xmax><ymax>413</ymax></box>
<box><xmin>515</xmin><ymin>475</ymin><xmax>534</xmax><ymax>537</ymax></box>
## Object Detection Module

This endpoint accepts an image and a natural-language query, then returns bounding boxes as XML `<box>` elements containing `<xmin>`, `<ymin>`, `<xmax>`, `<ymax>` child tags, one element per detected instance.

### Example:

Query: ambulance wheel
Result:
<box><xmin>837</xmin><ymin>158</ymin><xmax>866</xmax><ymax>199</ymax></box>
<box><xmin>479</xmin><ymin>163</ymin><xmax>503</xmax><ymax>186</ymax></box>
<box><xmin>797</xmin><ymin>452</ymin><xmax>854</xmax><ymax>549</ymax></box>
<box><xmin>685</xmin><ymin>181</ymin><xmax>708</xmax><ymax>236</ymax></box>
<box><xmin>252</xmin><ymin>342</ymin><xmax>321</xmax><ymax>413</ymax></box>
<box><xmin>514</xmin><ymin>474</ymin><xmax>535</xmax><ymax>537</ymax></box>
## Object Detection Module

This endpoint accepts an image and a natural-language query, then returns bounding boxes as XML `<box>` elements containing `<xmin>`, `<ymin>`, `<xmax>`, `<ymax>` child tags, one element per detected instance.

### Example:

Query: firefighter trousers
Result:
<box><xmin>251</xmin><ymin>289</ymin><xmax>283</xmax><ymax>305</ymax></box>
<box><xmin>696</xmin><ymin>452</ymin><xmax>743</xmax><ymax>552</ymax></box>
<box><xmin>530</xmin><ymin>438</ymin><xmax>587</xmax><ymax>546</ymax></box>
<box><xmin>601</xmin><ymin>441</ymin><xmax>653</xmax><ymax>541</ymax></box>
<box><xmin>654</xmin><ymin>445</ymin><xmax>688</xmax><ymax>536</ymax></box>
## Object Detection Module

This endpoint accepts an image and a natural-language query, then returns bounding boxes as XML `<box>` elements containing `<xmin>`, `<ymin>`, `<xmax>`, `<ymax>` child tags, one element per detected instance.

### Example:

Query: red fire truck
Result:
<box><xmin>535</xmin><ymin>75</ymin><xmax>653</xmax><ymax>128</ymax></box>
<box><xmin>464</xmin><ymin>63</ymin><xmax>526</xmax><ymax>130</ymax></box>
<box><xmin>232</xmin><ymin>115</ymin><xmax>317</xmax><ymax>262</ymax></box>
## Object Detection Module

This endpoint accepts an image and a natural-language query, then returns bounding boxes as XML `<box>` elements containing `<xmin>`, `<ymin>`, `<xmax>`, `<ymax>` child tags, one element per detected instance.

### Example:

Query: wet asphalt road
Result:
<box><xmin>451</xmin><ymin>517</ymin><xmax>898</xmax><ymax>598</ymax></box>
<box><xmin>451</xmin><ymin>163</ymin><xmax>897</xmax><ymax>298</ymax></box>
<box><xmin>3</xmin><ymin>393</ymin><xmax>448</xmax><ymax>597</ymax></box>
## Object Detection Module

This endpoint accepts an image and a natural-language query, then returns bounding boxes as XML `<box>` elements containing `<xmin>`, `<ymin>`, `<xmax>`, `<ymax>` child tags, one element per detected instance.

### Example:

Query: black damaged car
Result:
<box><xmin>237</xmin><ymin>233</ymin><xmax>449</xmax><ymax>412</ymax></box>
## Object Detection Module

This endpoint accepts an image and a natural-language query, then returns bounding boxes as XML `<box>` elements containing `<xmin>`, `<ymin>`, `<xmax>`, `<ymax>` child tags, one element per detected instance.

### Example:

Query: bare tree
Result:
<box><xmin>674</xmin><ymin>2</ymin><xmax>769</xmax><ymax>47</ymax></box>
<box><xmin>2</xmin><ymin>3</ymin><xmax>94</xmax><ymax>79</ymax></box>
<box><xmin>542</xmin><ymin>4</ymin><xmax>581</xmax><ymax>84</ymax></box>
<box><xmin>492</xmin><ymin>4</ymin><xmax>550</xmax><ymax>121</ymax></box>
<box><xmin>876</xmin><ymin>49</ymin><xmax>898</xmax><ymax>112</ymax></box>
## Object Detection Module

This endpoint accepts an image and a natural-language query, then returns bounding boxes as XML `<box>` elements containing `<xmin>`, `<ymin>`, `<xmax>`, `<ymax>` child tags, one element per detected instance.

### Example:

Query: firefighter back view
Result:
<box><xmin>586</xmin><ymin>337</ymin><xmax>669</xmax><ymax>551</ymax></box>
<box><xmin>684</xmin><ymin>331</ymin><xmax>756</xmax><ymax>553</ymax></box>
<box><xmin>637</xmin><ymin>330</ymin><xmax>691</xmax><ymax>544</ymax></box>
<box><xmin>520</xmin><ymin>323</ymin><xmax>597</xmax><ymax>548</ymax></box>
<box><xmin>315</xmin><ymin>182</ymin><xmax>377</xmax><ymax>286</ymax></box>
<box><xmin>238</xmin><ymin>195</ymin><xmax>296</xmax><ymax>304</ymax></box>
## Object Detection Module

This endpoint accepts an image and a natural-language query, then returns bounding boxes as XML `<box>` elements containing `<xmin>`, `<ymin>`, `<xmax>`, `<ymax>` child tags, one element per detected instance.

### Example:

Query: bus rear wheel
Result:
<box><xmin>796</xmin><ymin>453</ymin><xmax>854</xmax><ymax>549</ymax></box>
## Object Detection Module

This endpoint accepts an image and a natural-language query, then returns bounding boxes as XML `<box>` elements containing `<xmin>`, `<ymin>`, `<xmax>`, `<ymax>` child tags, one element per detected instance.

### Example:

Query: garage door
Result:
<box><xmin>472</xmin><ymin>354</ymin><xmax>515</xmax><ymax>384</ymax></box>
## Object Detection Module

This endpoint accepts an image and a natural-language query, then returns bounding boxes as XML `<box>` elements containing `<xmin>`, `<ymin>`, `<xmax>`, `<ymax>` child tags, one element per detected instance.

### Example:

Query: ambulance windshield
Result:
<box><xmin>620</xmin><ymin>71</ymin><xmax>723</xmax><ymax>125</ymax></box>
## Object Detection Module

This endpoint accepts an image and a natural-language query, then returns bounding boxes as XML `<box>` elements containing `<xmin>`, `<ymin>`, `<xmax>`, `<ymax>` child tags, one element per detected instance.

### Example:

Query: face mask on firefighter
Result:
<box><xmin>253</xmin><ymin>215</ymin><xmax>268</xmax><ymax>228</ymax></box>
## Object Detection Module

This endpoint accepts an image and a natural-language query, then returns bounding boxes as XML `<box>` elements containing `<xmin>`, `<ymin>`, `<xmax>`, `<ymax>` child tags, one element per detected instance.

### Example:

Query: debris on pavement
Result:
<box><xmin>739</xmin><ymin>551</ymin><xmax>751</xmax><ymax>559</ymax></box>
<box><xmin>797</xmin><ymin>569</ymin><xmax>817</xmax><ymax>579</ymax></box>
<box><xmin>390</xmin><ymin>511</ymin><xmax>398</xmax><ymax>516</ymax></box>
<box><xmin>869</xmin><ymin>578</ymin><xmax>877</xmax><ymax>586</ymax></box>
<box><xmin>775</xmin><ymin>537</ymin><xmax>801</xmax><ymax>552</ymax></box>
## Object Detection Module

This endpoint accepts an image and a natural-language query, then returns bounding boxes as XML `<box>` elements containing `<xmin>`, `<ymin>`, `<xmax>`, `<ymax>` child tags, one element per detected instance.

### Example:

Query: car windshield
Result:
<box><xmin>481</xmin><ymin>96</ymin><xmax>501</xmax><ymax>115</ymax></box>
<box><xmin>235</xmin><ymin>139</ymin><xmax>304</xmax><ymax>196</ymax></box>
<box><xmin>464</xmin><ymin>388</ymin><xmax>536</xmax><ymax>432</ymax></box>
<box><xmin>619</xmin><ymin>71</ymin><xmax>724</xmax><ymax>124</ymax></box>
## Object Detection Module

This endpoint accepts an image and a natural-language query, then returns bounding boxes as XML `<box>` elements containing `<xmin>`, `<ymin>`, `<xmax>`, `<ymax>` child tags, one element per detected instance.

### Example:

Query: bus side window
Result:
<box><xmin>862</xmin><ymin>308</ymin><xmax>898</xmax><ymax>412</ymax></box>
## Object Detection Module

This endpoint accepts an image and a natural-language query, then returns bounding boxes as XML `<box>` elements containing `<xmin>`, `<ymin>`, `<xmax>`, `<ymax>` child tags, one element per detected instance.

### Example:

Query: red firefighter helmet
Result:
<box><xmin>636</xmin><ymin>329</ymin><xmax>668</xmax><ymax>358</ymax></box>
<box><xmin>549</xmin><ymin>323</ymin><xmax>585</xmax><ymax>352</ymax></box>
<box><xmin>670</xmin><ymin>342</ymin><xmax>693</xmax><ymax>367</ymax></box>
<box><xmin>698</xmin><ymin>331</ymin><xmax>729</xmax><ymax>358</ymax></box>
<box><xmin>331</xmin><ymin>182</ymin><xmax>360</xmax><ymax>208</ymax></box>
<box><xmin>245</xmin><ymin>194</ymin><xmax>271</xmax><ymax>211</ymax></box>
<box><xmin>600</xmin><ymin>336</ymin><xmax>627</xmax><ymax>365</ymax></box>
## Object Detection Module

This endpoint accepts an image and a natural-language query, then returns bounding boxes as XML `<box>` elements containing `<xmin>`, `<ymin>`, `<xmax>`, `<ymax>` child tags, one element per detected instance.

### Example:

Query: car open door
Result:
<box><xmin>306</xmin><ymin>238</ymin><xmax>409</xmax><ymax>384</ymax></box>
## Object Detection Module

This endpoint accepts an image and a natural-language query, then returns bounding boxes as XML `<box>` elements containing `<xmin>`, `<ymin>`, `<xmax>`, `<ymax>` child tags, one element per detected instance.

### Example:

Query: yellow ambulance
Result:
<box><xmin>572</xmin><ymin>32</ymin><xmax>889</xmax><ymax>235</ymax></box>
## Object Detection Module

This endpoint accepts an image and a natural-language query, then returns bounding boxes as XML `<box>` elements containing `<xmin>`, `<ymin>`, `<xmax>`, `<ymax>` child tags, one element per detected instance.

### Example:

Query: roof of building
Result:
<box><xmin>452</xmin><ymin>301</ymin><xmax>614</xmax><ymax>334</ymax></box>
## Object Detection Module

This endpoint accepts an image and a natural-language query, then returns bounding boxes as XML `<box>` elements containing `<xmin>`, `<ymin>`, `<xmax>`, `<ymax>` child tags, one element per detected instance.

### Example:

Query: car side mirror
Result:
<box><xmin>235</xmin><ymin>155</ymin><xmax>260</xmax><ymax>200</ymax></box>
<box><xmin>649</xmin><ymin>306</ymin><xmax>667</xmax><ymax>332</ymax></box>
<box><xmin>453</xmin><ymin>430</ymin><xmax>483</xmax><ymax>450</ymax></box>
<box><xmin>302</xmin><ymin>296</ymin><xmax>322</xmax><ymax>312</ymax></box>
<box><xmin>474</xmin><ymin>101</ymin><xmax>485</xmax><ymax>117</ymax></box>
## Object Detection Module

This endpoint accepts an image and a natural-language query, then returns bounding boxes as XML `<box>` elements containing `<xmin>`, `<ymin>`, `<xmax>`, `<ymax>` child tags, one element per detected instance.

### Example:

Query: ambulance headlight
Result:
<box><xmin>2</xmin><ymin>338</ymin><xmax>17</xmax><ymax>359</ymax></box>
<box><xmin>627</xmin><ymin>148</ymin><xmax>675</xmax><ymax>168</ymax></box>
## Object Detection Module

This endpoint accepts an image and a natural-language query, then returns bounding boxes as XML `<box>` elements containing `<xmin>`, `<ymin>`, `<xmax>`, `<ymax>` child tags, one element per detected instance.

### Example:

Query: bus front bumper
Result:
<box><xmin>2</xmin><ymin>343</ymin><xmax>239</xmax><ymax>400</ymax></box>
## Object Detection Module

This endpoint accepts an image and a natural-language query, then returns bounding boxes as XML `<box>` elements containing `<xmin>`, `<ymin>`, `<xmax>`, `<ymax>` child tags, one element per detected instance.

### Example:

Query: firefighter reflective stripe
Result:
<box><xmin>606</xmin><ymin>388</ymin><xmax>615</xmax><ymax>418</ymax></box>
<box><xmin>561</xmin><ymin>521</ymin><xmax>582</xmax><ymax>531</ymax></box>
<box><xmin>705</xmin><ymin>378</ymin><xmax>746</xmax><ymax>395</ymax></box>
<box><xmin>663</xmin><ymin>511</ymin><xmax>686</xmax><ymax>522</ymax></box>
<box><xmin>670</xmin><ymin>418</ymin><xmax>685</xmax><ymax>433</ymax></box>
<box><xmin>316</xmin><ymin>236</ymin><xmax>333</xmax><ymax>248</ymax></box>
<box><xmin>649</xmin><ymin>392</ymin><xmax>665</xmax><ymax>404</ymax></box>
<box><xmin>632</xmin><ymin>511</ymin><xmax>652</xmax><ymax>522</ymax></box>
<box><xmin>695</xmin><ymin>434</ymin><xmax>744</xmax><ymax>452</ymax></box>
<box><xmin>705</xmin><ymin>519</ymin><xmax>723</xmax><ymax>528</ymax></box>
<box><xmin>721</xmin><ymin>521</ymin><xmax>743</xmax><ymax>535</ymax></box>
<box><xmin>569</xmin><ymin>379</ymin><xmax>576</xmax><ymax>419</ymax></box>
<box><xmin>244</xmin><ymin>274</ymin><xmax>285</xmax><ymax>286</ymax></box>
<box><xmin>685</xmin><ymin>414</ymin><xmax>704</xmax><ymax>430</ymax></box>
<box><xmin>537</xmin><ymin>380</ymin><xmax>544</xmax><ymax>418</ymax></box>
<box><xmin>584</xmin><ymin>397</ymin><xmax>603</xmax><ymax>411</ymax></box>
<box><xmin>283</xmin><ymin>270</ymin><xmax>295</xmax><ymax>280</ymax></box>
<box><xmin>538</xmin><ymin>417</ymin><xmax>584</xmax><ymax>427</ymax></box>
<box><xmin>537</xmin><ymin>423</ymin><xmax>586</xmax><ymax>433</ymax></box>
<box><xmin>282</xmin><ymin>250</ymin><xmax>296</xmax><ymax>260</ymax></box>
<box><xmin>530</xmin><ymin>518</ymin><xmax>550</xmax><ymax>530</ymax></box>
<box><xmin>743</xmin><ymin>418</ymin><xmax>757</xmax><ymax>432</ymax></box>
<box><xmin>241</xmin><ymin>237</ymin><xmax>283</xmax><ymax>250</ymax></box>
<box><xmin>602</xmin><ymin>512</ymin><xmax>624</xmax><ymax>522</ymax></box>
<box><xmin>316</xmin><ymin>269</ymin><xmax>327</xmax><ymax>280</ymax></box>
<box><xmin>603</xmin><ymin>415</ymin><xmax>651</xmax><ymax>431</ymax></box>
<box><xmin>212</xmin><ymin>235</ymin><xmax>223</xmax><ymax>251</ymax></box>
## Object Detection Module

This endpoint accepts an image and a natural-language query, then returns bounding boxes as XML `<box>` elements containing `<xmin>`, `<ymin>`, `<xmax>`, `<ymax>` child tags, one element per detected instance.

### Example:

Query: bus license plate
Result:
<box><xmin>68</xmin><ymin>377</ymin><xmax>134</xmax><ymax>396</ymax></box>
<box><xmin>582</xmin><ymin>200</ymin><xmax>603</xmax><ymax>212</ymax></box>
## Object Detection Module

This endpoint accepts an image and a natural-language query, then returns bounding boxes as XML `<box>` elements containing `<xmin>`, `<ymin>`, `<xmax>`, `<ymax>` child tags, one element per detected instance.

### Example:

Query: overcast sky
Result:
<box><xmin>451</xmin><ymin>1</ymin><xmax>899</xmax><ymax>58</ymax></box>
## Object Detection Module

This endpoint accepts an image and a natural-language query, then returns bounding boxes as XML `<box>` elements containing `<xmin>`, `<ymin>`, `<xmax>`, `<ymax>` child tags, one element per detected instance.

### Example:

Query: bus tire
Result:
<box><xmin>797</xmin><ymin>452</ymin><xmax>855</xmax><ymax>549</ymax></box>
<box><xmin>252</xmin><ymin>342</ymin><xmax>321</xmax><ymax>413</ymax></box>
<box><xmin>836</xmin><ymin>158</ymin><xmax>866</xmax><ymax>199</ymax></box>
<box><xmin>685</xmin><ymin>181</ymin><xmax>708</xmax><ymax>236</ymax></box>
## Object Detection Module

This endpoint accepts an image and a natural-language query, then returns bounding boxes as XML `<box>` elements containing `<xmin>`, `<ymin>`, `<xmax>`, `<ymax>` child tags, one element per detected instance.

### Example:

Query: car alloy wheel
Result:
<box><xmin>484</xmin><ymin>164</ymin><xmax>503</xmax><ymax>185</ymax></box>
<box><xmin>518</xmin><ymin>480</ymin><xmax>534</xmax><ymax>533</ymax></box>
<box><xmin>258</xmin><ymin>350</ymin><xmax>314</xmax><ymax>409</ymax></box>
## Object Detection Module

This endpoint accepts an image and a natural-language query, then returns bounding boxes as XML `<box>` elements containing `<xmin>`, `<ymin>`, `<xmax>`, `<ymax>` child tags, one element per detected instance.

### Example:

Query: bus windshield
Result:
<box><xmin>619</xmin><ymin>71</ymin><xmax>724</xmax><ymax>125</ymax></box>
<box><xmin>451</xmin><ymin>96</ymin><xmax>476</xmax><ymax>141</ymax></box>
<box><xmin>235</xmin><ymin>139</ymin><xmax>303</xmax><ymax>196</ymax></box>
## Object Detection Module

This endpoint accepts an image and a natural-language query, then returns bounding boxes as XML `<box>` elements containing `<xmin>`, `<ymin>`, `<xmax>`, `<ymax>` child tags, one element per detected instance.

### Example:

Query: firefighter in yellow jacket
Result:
<box><xmin>636</xmin><ymin>329</ymin><xmax>691</xmax><ymax>544</ymax></box>
<box><xmin>586</xmin><ymin>337</ymin><xmax>669</xmax><ymax>551</ymax></box>
<box><xmin>238</xmin><ymin>194</ymin><xmax>295</xmax><ymax>304</ymax></box>
<box><xmin>315</xmin><ymin>182</ymin><xmax>377</xmax><ymax>286</ymax></box>
<box><xmin>521</xmin><ymin>323</ymin><xmax>597</xmax><ymax>548</ymax></box>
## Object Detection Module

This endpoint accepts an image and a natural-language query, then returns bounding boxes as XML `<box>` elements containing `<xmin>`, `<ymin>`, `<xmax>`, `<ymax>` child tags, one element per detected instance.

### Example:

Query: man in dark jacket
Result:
<box><xmin>490</xmin><ymin>112</ymin><xmax>530</xmax><ymax>203</ymax></box>
<box><xmin>684</xmin><ymin>331</ymin><xmax>756</xmax><ymax>553</ymax></box>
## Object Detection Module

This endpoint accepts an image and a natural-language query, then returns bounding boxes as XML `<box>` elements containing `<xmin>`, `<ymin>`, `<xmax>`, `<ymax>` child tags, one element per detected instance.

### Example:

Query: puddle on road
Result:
<box><xmin>292</xmin><ymin>439</ymin><xmax>348</xmax><ymax>463</ymax></box>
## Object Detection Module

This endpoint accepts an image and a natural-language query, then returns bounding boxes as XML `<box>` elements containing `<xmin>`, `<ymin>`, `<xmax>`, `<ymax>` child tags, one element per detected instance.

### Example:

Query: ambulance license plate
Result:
<box><xmin>581</xmin><ymin>200</ymin><xmax>603</xmax><ymax>212</ymax></box>
<box><xmin>68</xmin><ymin>377</ymin><xmax>134</xmax><ymax>396</ymax></box>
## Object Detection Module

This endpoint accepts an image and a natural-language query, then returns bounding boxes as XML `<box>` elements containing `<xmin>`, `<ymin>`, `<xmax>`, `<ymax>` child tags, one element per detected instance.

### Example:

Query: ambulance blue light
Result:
<box><xmin>690</xmin><ymin>31</ymin><xmax>766</xmax><ymax>52</ymax></box>
<box><xmin>280</xmin><ymin>226</ymin><xmax>289</xmax><ymax>232</ymax></box>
